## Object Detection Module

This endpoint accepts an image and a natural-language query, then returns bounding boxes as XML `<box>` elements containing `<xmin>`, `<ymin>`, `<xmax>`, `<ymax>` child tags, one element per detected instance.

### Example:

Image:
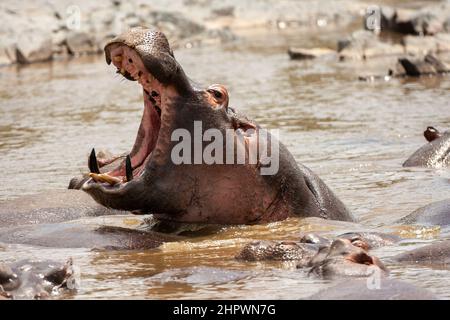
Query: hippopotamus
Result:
<box><xmin>393</xmin><ymin>239</ymin><xmax>450</xmax><ymax>267</ymax></box>
<box><xmin>0</xmin><ymin>259</ymin><xmax>76</xmax><ymax>300</ymax></box>
<box><xmin>307</xmin><ymin>238</ymin><xmax>388</xmax><ymax>279</ymax></box>
<box><xmin>236</xmin><ymin>232</ymin><xmax>392</xmax><ymax>276</ymax></box>
<box><xmin>308</xmin><ymin>278</ymin><xmax>437</xmax><ymax>300</ymax></box>
<box><xmin>70</xmin><ymin>27</ymin><xmax>353</xmax><ymax>225</ymax></box>
<box><xmin>398</xmin><ymin>198</ymin><xmax>450</xmax><ymax>229</ymax></box>
<box><xmin>403</xmin><ymin>126</ymin><xmax>450</xmax><ymax>168</ymax></box>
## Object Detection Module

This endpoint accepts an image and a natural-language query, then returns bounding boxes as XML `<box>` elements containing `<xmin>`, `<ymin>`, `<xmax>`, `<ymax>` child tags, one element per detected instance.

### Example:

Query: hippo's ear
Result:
<box><xmin>424</xmin><ymin>126</ymin><xmax>440</xmax><ymax>142</ymax></box>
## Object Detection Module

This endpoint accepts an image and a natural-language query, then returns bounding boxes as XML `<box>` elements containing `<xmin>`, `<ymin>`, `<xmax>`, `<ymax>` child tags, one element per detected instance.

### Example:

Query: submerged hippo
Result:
<box><xmin>308</xmin><ymin>278</ymin><xmax>437</xmax><ymax>300</ymax></box>
<box><xmin>398</xmin><ymin>198</ymin><xmax>450</xmax><ymax>229</ymax></box>
<box><xmin>236</xmin><ymin>232</ymin><xmax>391</xmax><ymax>277</ymax></box>
<box><xmin>403</xmin><ymin>126</ymin><xmax>450</xmax><ymax>168</ymax></box>
<box><xmin>71</xmin><ymin>27</ymin><xmax>353</xmax><ymax>224</ymax></box>
<box><xmin>393</xmin><ymin>239</ymin><xmax>450</xmax><ymax>267</ymax></box>
<box><xmin>0</xmin><ymin>259</ymin><xmax>76</xmax><ymax>300</ymax></box>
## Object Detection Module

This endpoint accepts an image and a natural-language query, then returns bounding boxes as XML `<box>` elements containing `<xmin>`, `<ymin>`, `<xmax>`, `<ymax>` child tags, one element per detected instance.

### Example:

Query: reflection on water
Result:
<box><xmin>0</xmin><ymin>29</ymin><xmax>450</xmax><ymax>299</ymax></box>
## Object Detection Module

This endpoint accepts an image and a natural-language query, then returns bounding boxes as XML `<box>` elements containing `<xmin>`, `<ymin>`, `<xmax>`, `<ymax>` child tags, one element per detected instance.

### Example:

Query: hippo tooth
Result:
<box><xmin>88</xmin><ymin>148</ymin><xmax>100</xmax><ymax>174</ymax></box>
<box><xmin>113</xmin><ymin>56</ymin><xmax>122</xmax><ymax>62</ymax></box>
<box><xmin>125</xmin><ymin>155</ymin><xmax>133</xmax><ymax>182</ymax></box>
<box><xmin>120</xmin><ymin>68</ymin><xmax>125</xmax><ymax>75</ymax></box>
<box><xmin>89</xmin><ymin>173</ymin><xmax>121</xmax><ymax>185</ymax></box>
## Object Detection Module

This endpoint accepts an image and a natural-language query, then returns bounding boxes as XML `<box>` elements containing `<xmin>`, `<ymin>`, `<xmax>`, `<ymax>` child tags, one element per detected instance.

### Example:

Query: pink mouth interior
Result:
<box><xmin>105</xmin><ymin>45</ymin><xmax>164</xmax><ymax>181</ymax></box>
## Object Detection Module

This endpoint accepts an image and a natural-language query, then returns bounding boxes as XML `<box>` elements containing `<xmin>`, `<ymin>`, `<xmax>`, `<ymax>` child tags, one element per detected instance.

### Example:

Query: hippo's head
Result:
<box><xmin>76</xmin><ymin>27</ymin><xmax>353</xmax><ymax>224</ymax></box>
<box><xmin>308</xmin><ymin>238</ymin><xmax>388</xmax><ymax>278</ymax></box>
<box><xmin>79</xmin><ymin>27</ymin><xmax>283</xmax><ymax>224</ymax></box>
<box><xmin>403</xmin><ymin>126</ymin><xmax>450</xmax><ymax>168</ymax></box>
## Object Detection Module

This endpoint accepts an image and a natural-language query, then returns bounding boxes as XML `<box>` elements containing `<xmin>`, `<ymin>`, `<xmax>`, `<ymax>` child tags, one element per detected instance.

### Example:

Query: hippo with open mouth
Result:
<box><xmin>71</xmin><ymin>27</ymin><xmax>353</xmax><ymax>225</ymax></box>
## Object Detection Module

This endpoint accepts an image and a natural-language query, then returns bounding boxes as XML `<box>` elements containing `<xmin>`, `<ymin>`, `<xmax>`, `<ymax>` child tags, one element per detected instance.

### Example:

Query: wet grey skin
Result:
<box><xmin>403</xmin><ymin>126</ymin><xmax>450</xmax><ymax>168</ymax></box>
<box><xmin>393</xmin><ymin>239</ymin><xmax>450</xmax><ymax>266</ymax></box>
<box><xmin>0</xmin><ymin>190</ymin><xmax>126</xmax><ymax>228</ymax></box>
<box><xmin>0</xmin><ymin>190</ymin><xmax>183</xmax><ymax>249</ymax></box>
<box><xmin>307</xmin><ymin>278</ymin><xmax>437</xmax><ymax>300</ymax></box>
<box><xmin>73</xmin><ymin>27</ymin><xmax>353</xmax><ymax>225</ymax></box>
<box><xmin>307</xmin><ymin>238</ymin><xmax>388</xmax><ymax>279</ymax></box>
<box><xmin>0</xmin><ymin>222</ymin><xmax>182</xmax><ymax>249</ymax></box>
<box><xmin>0</xmin><ymin>259</ymin><xmax>75</xmax><ymax>300</ymax></box>
<box><xmin>398</xmin><ymin>198</ymin><xmax>450</xmax><ymax>228</ymax></box>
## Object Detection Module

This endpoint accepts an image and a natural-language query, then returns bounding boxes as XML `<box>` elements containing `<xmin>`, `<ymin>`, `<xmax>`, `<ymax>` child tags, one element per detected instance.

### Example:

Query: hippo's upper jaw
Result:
<box><xmin>82</xmin><ymin>28</ymin><xmax>183</xmax><ymax>210</ymax></box>
<box><xmin>79</xmin><ymin>27</ymin><xmax>353</xmax><ymax>224</ymax></box>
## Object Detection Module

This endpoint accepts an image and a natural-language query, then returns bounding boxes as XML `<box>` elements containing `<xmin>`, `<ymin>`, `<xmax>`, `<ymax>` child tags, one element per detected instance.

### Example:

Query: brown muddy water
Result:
<box><xmin>0</xmin><ymin>29</ymin><xmax>450</xmax><ymax>299</ymax></box>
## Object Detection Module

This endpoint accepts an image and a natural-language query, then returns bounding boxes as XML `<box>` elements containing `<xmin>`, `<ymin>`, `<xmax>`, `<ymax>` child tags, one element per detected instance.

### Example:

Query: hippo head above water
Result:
<box><xmin>72</xmin><ymin>27</ymin><xmax>353</xmax><ymax>225</ymax></box>
<box><xmin>403</xmin><ymin>126</ymin><xmax>450</xmax><ymax>168</ymax></box>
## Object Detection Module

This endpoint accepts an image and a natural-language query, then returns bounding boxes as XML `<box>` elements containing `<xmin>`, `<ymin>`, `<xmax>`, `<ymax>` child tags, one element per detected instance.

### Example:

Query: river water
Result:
<box><xmin>0</xmin><ymin>28</ymin><xmax>449</xmax><ymax>299</ymax></box>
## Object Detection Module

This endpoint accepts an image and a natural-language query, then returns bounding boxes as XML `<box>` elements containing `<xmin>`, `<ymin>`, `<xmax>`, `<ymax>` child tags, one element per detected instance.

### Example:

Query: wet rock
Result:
<box><xmin>338</xmin><ymin>30</ymin><xmax>404</xmax><ymax>60</ymax></box>
<box><xmin>398</xmin><ymin>199</ymin><xmax>450</xmax><ymax>228</ymax></box>
<box><xmin>308</xmin><ymin>278</ymin><xmax>437</xmax><ymax>300</ymax></box>
<box><xmin>398</xmin><ymin>54</ymin><xmax>449</xmax><ymax>76</ymax></box>
<box><xmin>393</xmin><ymin>239</ymin><xmax>450</xmax><ymax>266</ymax></box>
<box><xmin>288</xmin><ymin>47</ymin><xmax>336</xmax><ymax>60</ymax></box>
<box><xmin>65</xmin><ymin>31</ymin><xmax>97</xmax><ymax>55</ymax></box>
<box><xmin>380</xmin><ymin>2</ymin><xmax>450</xmax><ymax>36</ymax></box>
<box><xmin>404</xmin><ymin>34</ymin><xmax>450</xmax><ymax>55</ymax></box>
<box><xmin>16</xmin><ymin>29</ymin><xmax>53</xmax><ymax>63</ymax></box>
<box><xmin>0</xmin><ymin>258</ymin><xmax>77</xmax><ymax>300</ymax></box>
<box><xmin>211</xmin><ymin>6</ymin><xmax>235</xmax><ymax>17</ymax></box>
<box><xmin>236</xmin><ymin>240</ymin><xmax>319</xmax><ymax>266</ymax></box>
<box><xmin>0</xmin><ymin>39</ymin><xmax>16</xmax><ymax>65</ymax></box>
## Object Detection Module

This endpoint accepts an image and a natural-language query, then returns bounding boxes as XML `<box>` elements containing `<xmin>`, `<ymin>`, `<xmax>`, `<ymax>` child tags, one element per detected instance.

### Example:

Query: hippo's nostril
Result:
<box><xmin>138</xmin><ymin>71</ymin><xmax>142</xmax><ymax>77</ymax></box>
<box><xmin>128</xmin><ymin>58</ymin><xmax>133</xmax><ymax>63</ymax></box>
<box><xmin>151</xmin><ymin>91</ymin><xmax>159</xmax><ymax>97</ymax></box>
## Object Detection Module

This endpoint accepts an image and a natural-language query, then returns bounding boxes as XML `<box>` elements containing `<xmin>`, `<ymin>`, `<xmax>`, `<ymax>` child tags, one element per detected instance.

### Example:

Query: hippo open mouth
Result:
<box><xmin>75</xmin><ymin>27</ymin><xmax>353</xmax><ymax>224</ymax></box>
<box><xmin>82</xmin><ymin>28</ymin><xmax>192</xmax><ymax>200</ymax></box>
<box><xmin>87</xmin><ymin>44</ymin><xmax>164</xmax><ymax>185</ymax></box>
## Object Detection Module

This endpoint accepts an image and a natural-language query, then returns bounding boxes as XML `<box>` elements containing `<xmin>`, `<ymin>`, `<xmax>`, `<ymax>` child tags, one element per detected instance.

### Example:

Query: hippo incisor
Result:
<box><xmin>71</xmin><ymin>27</ymin><xmax>353</xmax><ymax>225</ymax></box>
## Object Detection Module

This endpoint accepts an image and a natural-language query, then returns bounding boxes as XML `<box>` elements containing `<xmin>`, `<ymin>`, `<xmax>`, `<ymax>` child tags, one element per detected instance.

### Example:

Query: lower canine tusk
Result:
<box><xmin>89</xmin><ymin>173</ymin><xmax>121</xmax><ymax>185</ymax></box>
<box><xmin>125</xmin><ymin>155</ymin><xmax>133</xmax><ymax>182</ymax></box>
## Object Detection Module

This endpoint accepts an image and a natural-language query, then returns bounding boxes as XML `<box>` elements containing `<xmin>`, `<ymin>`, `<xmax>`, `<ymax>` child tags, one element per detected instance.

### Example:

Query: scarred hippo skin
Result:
<box><xmin>235</xmin><ymin>240</ymin><xmax>319</xmax><ymax>267</ymax></box>
<box><xmin>393</xmin><ymin>239</ymin><xmax>450</xmax><ymax>266</ymax></box>
<box><xmin>403</xmin><ymin>127</ymin><xmax>450</xmax><ymax>168</ymax></box>
<box><xmin>0</xmin><ymin>259</ymin><xmax>76</xmax><ymax>300</ymax></box>
<box><xmin>307</xmin><ymin>278</ymin><xmax>437</xmax><ymax>300</ymax></box>
<box><xmin>398</xmin><ymin>199</ymin><xmax>450</xmax><ymax>228</ymax></box>
<box><xmin>73</xmin><ymin>27</ymin><xmax>354</xmax><ymax>224</ymax></box>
